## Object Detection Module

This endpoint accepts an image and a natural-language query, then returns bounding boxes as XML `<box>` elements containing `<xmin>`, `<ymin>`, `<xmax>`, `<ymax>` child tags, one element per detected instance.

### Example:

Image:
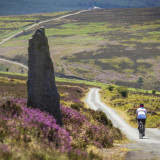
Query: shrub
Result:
<box><xmin>0</xmin><ymin>144</ymin><xmax>12</xmax><ymax>160</ymax></box>
<box><xmin>137</xmin><ymin>77</ymin><xmax>143</xmax><ymax>83</ymax></box>
<box><xmin>111</xmin><ymin>128</ymin><xmax>123</xmax><ymax>140</ymax></box>
<box><xmin>0</xmin><ymin>119</ymin><xmax>8</xmax><ymax>142</ymax></box>
<box><xmin>108</xmin><ymin>85</ymin><xmax>114</xmax><ymax>91</ymax></box>
<box><xmin>92</xmin><ymin>110</ymin><xmax>113</xmax><ymax>127</ymax></box>
<box><xmin>137</xmin><ymin>77</ymin><xmax>143</xmax><ymax>88</ymax></box>
<box><xmin>68</xmin><ymin>150</ymin><xmax>88</xmax><ymax>160</ymax></box>
<box><xmin>30</xmin><ymin>152</ymin><xmax>47</xmax><ymax>160</ymax></box>
<box><xmin>117</xmin><ymin>87</ymin><xmax>128</xmax><ymax>97</ymax></box>
<box><xmin>152</xmin><ymin>89</ymin><xmax>156</xmax><ymax>95</ymax></box>
<box><xmin>1</xmin><ymin>100</ymin><xmax>22</xmax><ymax>117</ymax></box>
<box><xmin>71</xmin><ymin>102</ymin><xmax>83</xmax><ymax>111</ymax></box>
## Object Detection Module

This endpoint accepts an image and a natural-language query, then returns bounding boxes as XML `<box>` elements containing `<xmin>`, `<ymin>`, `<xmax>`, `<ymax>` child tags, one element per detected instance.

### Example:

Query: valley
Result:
<box><xmin>0</xmin><ymin>8</ymin><xmax>160</xmax><ymax>90</ymax></box>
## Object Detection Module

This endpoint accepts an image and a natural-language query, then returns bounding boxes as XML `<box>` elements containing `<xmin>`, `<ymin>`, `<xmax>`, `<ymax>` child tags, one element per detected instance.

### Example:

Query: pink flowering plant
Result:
<box><xmin>0</xmin><ymin>99</ymin><xmax>71</xmax><ymax>152</ymax></box>
<box><xmin>61</xmin><ymin>105</ymin><xmax>113</xmax><ymax>149</ymax></box>
<box><xmin>0</xmin><ymin>82</ymin><xmax>123</xmax><ymax>160</ymax></box>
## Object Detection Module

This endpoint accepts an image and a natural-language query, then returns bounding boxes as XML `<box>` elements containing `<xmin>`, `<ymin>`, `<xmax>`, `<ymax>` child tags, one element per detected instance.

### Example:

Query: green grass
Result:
<box><xmin>46</xmin><ymin>22</ymin><xmax>117</xmax><ymax>36</ymax></box>
<box><xmin>14</xmin><ymin>22</ymin><xmax>114</xmax><ymax>40</ymax></box>
<box><xmin>0</xmin><ymin>71</ymin><xmax>27</xmax><ymax>77</ymax></box>
<box><xmin>147</xmin><ymin>31</ymin><xmax>160</xmax><ymax>35</ymax></box>
<box><xmin>1</xmin><ymin>71</ymin><xmax>160</xmax><ymax>95</ymax></box>
<box><xmin>0</xmin><ymin>26</ymin><xmax>30</xmax><ymax>40</ymax></box>
<box><xmin>0</xmin><ymin>11</ymin><xmax>69</xmax><ymax>41</ymax></box>
<box><xmin>0</xmin><ymin>39</ymin><xmax>27</xmax><ymax>47</ymax></box>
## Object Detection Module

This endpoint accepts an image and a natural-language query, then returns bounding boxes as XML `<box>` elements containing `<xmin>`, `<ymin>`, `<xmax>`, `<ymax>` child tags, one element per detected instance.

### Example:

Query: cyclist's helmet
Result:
<box><xmin>140</xmin><ymin>103</ymin><xmax>144</xmax><ymax>107</ymax></box>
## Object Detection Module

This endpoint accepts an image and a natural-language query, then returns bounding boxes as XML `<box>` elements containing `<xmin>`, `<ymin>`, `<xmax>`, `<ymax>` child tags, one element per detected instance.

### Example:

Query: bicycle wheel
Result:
<box><xmin>138</xmin><ymin>121</ymin><xmax>144</xmax><ymax>139</ymax></box>
<box><xmin>139</xmin><ymin>131</ymin><xmax>143</xmax><ymax>139</ymax></box>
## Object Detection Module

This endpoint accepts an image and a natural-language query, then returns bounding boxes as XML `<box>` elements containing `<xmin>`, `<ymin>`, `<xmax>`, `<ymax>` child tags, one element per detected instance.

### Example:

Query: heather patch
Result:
<box><xmin>61</xmin><ymin>105</ymin><xmax>113</xmax><ymax>149</ymax></box>
<box><xmin>0</xmin><ymin>99</ymin><xmax>71</xmax><ymax>152</ymax></box>
<box><xmin>0</xmin><ymin>97</ymin><xmax>116</xmax><ymax>159</ymax></box>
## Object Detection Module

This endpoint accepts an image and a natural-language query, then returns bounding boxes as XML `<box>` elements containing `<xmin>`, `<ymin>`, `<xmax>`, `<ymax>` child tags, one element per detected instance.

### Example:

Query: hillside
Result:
<box><xmin>0</xmin><ymin>72</ymin><xmax>126</xmax><ymax>160</ymax></box>
<box><xmin>0</xmin><ymin>8</ymin><xmax>160</xmax><ymax>91</ymax></box>
<box><xmin>0</xmin><ymin>0</ymin><xmax>160</xmax><ymax>15</ymax></box>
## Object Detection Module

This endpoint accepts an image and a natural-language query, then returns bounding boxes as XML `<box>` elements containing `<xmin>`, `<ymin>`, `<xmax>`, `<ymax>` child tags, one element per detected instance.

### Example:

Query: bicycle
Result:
<box><xmin>138</xmin><ymin>121</ymin><xmax>145</xmax><ymax>139</ymax></box>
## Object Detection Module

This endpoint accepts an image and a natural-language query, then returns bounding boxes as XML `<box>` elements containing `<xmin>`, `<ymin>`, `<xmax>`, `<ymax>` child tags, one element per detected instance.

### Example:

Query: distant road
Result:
<box><xmin>0</xmin><ymin>10</ymin><xmax>89</xmax><ymax>45</ymax></box>
<box><xmin>0</xmin><ymin>9</ymin><xmax>89</xmax><ymax>68</ymax></box>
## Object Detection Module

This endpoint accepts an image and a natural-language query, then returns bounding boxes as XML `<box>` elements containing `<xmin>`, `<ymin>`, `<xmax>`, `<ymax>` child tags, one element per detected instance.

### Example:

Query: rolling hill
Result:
<box><xmin>0</xmin><ymin>7</ymin><xmax>160</xmax><ymax>91</ymax></box>
<box><xmin>0</xmin><ymin>0</ymin><xmax>160</xmax><ymax>15</ymax></box>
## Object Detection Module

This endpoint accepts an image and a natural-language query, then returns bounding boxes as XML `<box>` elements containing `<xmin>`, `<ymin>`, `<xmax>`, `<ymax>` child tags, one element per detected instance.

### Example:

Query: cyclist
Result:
<box><xmin>136</xmin><ymin>104</ymin><xmax>147</xmax><ymax>136</ymax></box>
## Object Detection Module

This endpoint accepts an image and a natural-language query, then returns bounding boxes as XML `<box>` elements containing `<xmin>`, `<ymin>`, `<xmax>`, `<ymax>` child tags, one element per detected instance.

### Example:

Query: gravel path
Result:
<box><xmin>0</xmin><ymin>58</ymin><xmax>28</xmax><ymax>69</ymax></box>
<box><xmin>85</xmin><ymin>88</ymin><xmax>160</xmax><ymax>160</ymax></box>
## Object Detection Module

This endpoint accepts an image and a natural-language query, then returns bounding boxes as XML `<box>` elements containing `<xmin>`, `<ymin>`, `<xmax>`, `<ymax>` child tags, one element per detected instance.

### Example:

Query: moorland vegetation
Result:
<box><xmin>0</xmin><ymin>72</ymin><xmax>124</xmax><ymax>160</ymax></box>
<box><xmin>0</xmin><ymin>8</ymin><xmax>160</xmax><ymax>91</ymax></box>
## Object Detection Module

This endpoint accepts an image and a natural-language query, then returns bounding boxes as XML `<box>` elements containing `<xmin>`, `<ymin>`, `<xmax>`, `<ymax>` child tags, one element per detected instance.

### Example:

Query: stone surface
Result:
<box><xmin>27</xmin><ymin>28</ymin><xmax>62</xmax><ymax>126</ymax></box>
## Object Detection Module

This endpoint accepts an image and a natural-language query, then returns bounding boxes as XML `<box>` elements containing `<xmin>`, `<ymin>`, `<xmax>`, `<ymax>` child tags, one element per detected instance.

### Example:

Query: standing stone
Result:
<box><xmin>27</xmin><ymin>28</ymin><xmax>62</xmax><ymax>126</ymax></box>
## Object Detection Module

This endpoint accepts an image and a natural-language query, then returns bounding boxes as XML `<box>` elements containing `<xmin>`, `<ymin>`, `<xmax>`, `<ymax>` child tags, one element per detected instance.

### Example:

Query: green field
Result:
<box><xmin>0</xmin><ymin>8</ymin><xmax>160</xmax><ymax>91</ymax></box>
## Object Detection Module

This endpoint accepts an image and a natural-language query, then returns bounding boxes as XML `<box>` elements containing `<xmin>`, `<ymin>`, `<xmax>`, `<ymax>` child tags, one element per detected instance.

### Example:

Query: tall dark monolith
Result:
<box><xmin>27</xmin><ymin>28</ymin><xmax>62</xmax><ymax>126</ymax></box>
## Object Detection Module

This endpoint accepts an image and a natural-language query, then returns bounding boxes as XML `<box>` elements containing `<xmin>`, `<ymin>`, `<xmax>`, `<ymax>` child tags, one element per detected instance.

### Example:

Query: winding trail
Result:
<box><xmin>85</xmin><ymin>88</ymin><xmax>160</xmax><ymax>159</ymax></box>
<box><xmin>0</xmin><ymin>10</ymin><xmax>89</xmax><ymax>45</ymax></box>
<box><xmin>0</xmin><ymin>10</ymin><xmax>89</xmax><ymax>68</ymax></box>
<box><xmin>0</xmin><ymin>58</ymin><xmax>28</xmax><ymax>69</ymax></box>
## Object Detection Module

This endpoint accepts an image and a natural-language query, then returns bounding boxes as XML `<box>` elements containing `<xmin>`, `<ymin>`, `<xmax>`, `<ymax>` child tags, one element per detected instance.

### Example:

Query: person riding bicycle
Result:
<box><xmin>136</xmin><ymin>104</ymin><xmax>147</xmax><ymax>136</ymax></box>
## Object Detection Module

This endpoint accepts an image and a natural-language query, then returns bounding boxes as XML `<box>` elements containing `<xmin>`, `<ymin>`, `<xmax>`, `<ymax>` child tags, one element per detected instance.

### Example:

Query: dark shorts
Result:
<box><xmin>138</xmin><ymin>119</ymin><xmax>146</xmax><ymax>125</ymax></box>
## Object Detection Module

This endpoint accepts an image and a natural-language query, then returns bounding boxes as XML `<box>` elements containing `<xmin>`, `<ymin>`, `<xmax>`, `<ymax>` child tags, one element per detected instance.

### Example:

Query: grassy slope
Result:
<box><xmin>0</xmin><ymin>72</ymin><xmax>127</xmax><ymax>160</ymax></box>
<box><xmin>0</xmin><ymin>8</ymin><xmax>160</xmax><ymax>91</ymax></box>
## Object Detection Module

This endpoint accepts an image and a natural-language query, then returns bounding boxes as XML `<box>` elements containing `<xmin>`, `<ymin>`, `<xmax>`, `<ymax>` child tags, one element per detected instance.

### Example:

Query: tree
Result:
<box><xmin>5</xmin><ymin>67</ymin><xmax>9</xmax><ymax>72</ymax></box>
<box><xmin>108</xmin><ymin>85</ymin><xmax>114</xmax><ymax>91</ymax></box>
<box><xmin>117</xmin><ymin>87</ymin><xmax>128</xmax><ymax>97</ymax></box>
<box><xmin>137</xmin><ymin>77</ymin><xmax>143</xmax><ymax>88</ymax></box>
